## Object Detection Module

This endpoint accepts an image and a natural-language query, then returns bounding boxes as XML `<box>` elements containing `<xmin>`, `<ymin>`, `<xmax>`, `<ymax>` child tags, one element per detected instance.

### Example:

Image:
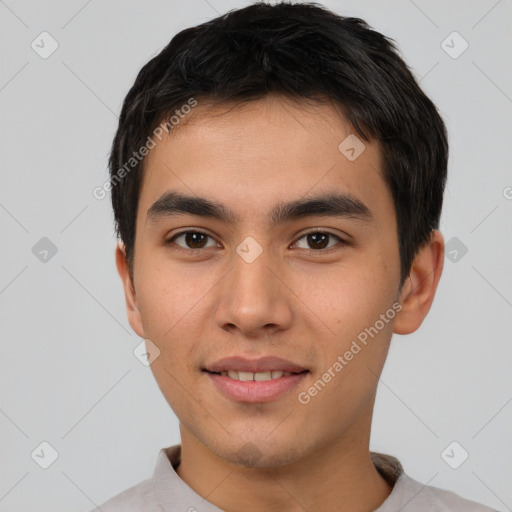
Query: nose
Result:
<box><xmin>214</xmin><ymin>243</ymin><xmax>293</xmax><ymax>339</ymax></box>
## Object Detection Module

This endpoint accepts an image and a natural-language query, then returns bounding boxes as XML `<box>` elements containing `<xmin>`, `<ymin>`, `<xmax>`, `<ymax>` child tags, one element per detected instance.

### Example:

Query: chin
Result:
<box><xmin>214</xmin><ymin>437</ymin><xmax>305</xmax><ymax>469</ymax></box>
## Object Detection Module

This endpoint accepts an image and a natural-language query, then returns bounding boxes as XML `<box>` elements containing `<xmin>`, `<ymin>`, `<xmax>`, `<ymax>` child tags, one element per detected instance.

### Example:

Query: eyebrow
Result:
<box><xmin>146</xmin><ymin>190</ymin><xmax>372</xmax><ymax>229</ymax></box>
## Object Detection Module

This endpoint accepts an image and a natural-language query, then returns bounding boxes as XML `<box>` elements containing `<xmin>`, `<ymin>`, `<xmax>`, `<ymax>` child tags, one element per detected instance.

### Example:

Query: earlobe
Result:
<box><xmin>393</xmin><ymin>230</ymin><xmax>444</xmax><ymax>335</ymax></box>
<box><xmin>115</xmin><ymin>242</ymin><xmax>145</xmax><ymax>338</ymax></box>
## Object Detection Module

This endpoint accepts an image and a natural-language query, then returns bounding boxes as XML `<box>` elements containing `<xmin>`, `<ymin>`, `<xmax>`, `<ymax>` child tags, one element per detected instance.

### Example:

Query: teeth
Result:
<box><xmin>220</xmin><ymin>370</ymin><xmax>296</xmax><ymax>381</ymax></box>
<box><xmin>254</xmin><ymin>371</ymin><xmax>272</xmax><ymax>381</ymax></box>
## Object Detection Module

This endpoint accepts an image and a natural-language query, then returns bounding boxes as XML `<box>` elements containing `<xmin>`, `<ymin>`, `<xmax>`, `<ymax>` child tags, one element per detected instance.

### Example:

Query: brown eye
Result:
<box><xmin>294</xmin><ymin>231</ymin><xmax>344</xmax><ymax>251</ymax></box>
<box><xmin>168</xmin><ymin>231</ymin><xmax>218</xmax><ymax>250</ymax></box>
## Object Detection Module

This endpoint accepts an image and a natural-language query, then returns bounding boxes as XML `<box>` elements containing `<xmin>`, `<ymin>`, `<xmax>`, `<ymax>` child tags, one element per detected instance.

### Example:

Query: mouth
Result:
<box><xmin>204</xmin><ymin>369</ymin><xmax>307</xmax><ymax>381</ymax></box>
<box><xmin>202</xmin><ymin>356</ymin><xmax>310</xmax><ymax>403</ymax></box>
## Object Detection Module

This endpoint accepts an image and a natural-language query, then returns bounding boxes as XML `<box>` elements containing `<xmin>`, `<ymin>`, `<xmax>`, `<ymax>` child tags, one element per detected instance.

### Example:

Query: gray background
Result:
<box><xmin>0</xmin><ymin>0</ymin><xmax>511</xmax><ymax>510</ymax></box>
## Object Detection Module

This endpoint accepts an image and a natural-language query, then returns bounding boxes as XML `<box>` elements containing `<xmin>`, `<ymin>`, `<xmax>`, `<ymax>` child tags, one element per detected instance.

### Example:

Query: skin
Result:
<box><xmin>116</xmin><ymin>94</ymin><xmax>444</xmax><ymax>512</ymax></box>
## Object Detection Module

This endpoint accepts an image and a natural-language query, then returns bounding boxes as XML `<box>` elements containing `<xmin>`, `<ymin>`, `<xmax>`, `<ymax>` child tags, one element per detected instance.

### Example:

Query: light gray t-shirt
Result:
<box><xmin>91</xmin><ymin>445</ymin><xmax>498</xmax><ymax>511</ymax></box>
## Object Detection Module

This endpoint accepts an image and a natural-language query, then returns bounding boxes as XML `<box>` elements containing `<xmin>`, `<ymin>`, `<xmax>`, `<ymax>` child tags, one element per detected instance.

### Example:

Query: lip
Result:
<box><xmin>203</xmin><ymin>356</ymin><xmax>309</xmax><ymax>403</ymax></box>
<box><xmin>205</xmin><ymin>371</ymin><xmax>308</xmax><ymax>403</ymax></box>
<box><xmin>204</xmin><ymin>356</ymin><xmax>307</xmax><ymax>374</ymax></box>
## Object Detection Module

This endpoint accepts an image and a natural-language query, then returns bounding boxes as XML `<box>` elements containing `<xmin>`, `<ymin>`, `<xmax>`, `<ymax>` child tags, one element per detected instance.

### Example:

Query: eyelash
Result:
<box><xmin>165</xmin><ymin>229</ymin><xmax>347</xmax><ymax>255</ymax></box>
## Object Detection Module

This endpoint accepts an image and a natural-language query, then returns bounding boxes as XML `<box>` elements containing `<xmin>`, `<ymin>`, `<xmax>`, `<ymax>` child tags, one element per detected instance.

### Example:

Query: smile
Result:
<box><xmin>212</xmin><ymin>370</ymin><xmax>298</xmax><ymax>381</ymax></box>
<box><xmin>202</xmin><ymin>355</ymin><xmax>310</xmax><ymax>402</ymax></box>
<box><xmin>204</xmin><ymin>369</ymin><xmax>309</xmax><ymax>403</ymax></box>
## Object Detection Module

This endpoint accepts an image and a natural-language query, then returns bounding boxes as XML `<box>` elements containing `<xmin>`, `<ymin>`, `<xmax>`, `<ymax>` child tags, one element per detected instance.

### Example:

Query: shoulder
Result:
<box><xmin>371</xmin><ymin>452</ymin><xmax>498</xmax><ymax>512</ymax></box>
<box><xmin>88</xmin><ymin>478</ymin><xmax>158</xmax><ymax>512</ymax></box>
<box><xmin>88</xmin><ymin>445</ymin><xmax>182</xmax><ymax>512</ymax></box>
<box><xmin>389</xmin><ymin>472</ymin><xmax>499</xmax><ymax>512</ymax></box>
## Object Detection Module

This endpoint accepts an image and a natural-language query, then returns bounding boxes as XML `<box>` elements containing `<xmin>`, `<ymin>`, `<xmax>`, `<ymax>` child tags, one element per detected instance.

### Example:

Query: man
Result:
<box><xmin>93</xmin><ymin>2</ymin><xmax>497</xmax><ymax>510</ymax></box>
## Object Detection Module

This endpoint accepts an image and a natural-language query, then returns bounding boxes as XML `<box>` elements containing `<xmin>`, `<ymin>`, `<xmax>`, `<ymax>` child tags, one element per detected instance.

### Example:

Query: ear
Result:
<box><xmin>393</xmin><ymin>230</ymin><xmax>444</xmax><ymax>335</ymax></box>
<box><xmin>115</xmin><ymin>242</ymin><xmax>145</xmax><ymax>338</ymax></box>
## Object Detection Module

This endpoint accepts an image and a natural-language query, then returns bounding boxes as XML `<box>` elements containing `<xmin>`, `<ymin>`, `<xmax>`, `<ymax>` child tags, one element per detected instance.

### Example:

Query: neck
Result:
<box><xmin>175</xmin><ymin>401</ymin><xmax>393</xmax><ymax>512</ymax></box>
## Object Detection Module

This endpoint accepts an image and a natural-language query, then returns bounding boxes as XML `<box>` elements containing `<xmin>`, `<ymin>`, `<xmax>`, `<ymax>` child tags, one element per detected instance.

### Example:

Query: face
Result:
<box><xmin>119</xmin><ymin>95</ymin><xmax>405</xmax><ymax>468</ymax></box>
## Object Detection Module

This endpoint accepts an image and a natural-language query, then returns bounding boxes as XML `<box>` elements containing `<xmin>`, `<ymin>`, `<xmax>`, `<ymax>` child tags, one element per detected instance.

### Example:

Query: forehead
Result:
<box><xmin>137</xmin><ymin>95</ymin><xmax>391</xmax><ymax>227</ymax></box>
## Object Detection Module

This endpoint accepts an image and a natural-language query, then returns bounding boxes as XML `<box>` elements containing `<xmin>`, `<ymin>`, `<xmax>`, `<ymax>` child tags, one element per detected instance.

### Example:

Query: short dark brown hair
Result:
<box><xmin>109</xmin><ymin>1</ymin><xmax>448</xmax><ymax>284</ymax></box>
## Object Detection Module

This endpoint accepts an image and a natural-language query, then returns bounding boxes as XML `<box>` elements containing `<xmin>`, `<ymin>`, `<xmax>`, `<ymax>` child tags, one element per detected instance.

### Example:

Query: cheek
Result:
<box><xmin>136</xmin><ymin>257</ymin><xmax>202</xmax><ymax>333</ymax></box>
<box><xmin>307</xmin><ymin>297</ymin><xmax>395</xmax><ymax>414</ymax></box>
<box><xmin>134</xmin><ymin>276</ymin><xmax>203</xmax><ymax>380</ymax></box>
<box><xmin>309</xmin><ymin>268</ymin><xmax>398</xmax><ymax>389</ymax></box>
<box><xmin>312</xmin><ymin>263</ymin><xmax>395</xmax><ymax>330</ymax></box>
<box><xmin>139</xmin><ymin>279</ymin><xmax>204</xmax><ymax>415</ymax></box>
